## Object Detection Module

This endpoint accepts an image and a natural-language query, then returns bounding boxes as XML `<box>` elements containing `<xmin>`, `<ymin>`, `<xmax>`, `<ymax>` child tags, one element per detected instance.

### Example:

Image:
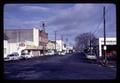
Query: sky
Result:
<box><xmin>4</xmin><ymin>4</ymin><xmax>116</xmax><ymax>46</ymax></box>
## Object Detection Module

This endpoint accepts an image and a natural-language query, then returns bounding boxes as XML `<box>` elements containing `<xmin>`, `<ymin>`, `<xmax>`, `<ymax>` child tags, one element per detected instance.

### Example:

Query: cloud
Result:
<box><xmin>20</xmin><ymin>6</ymin><xmax>50</xmax><ymax>12</ymax></box>
<box><xmin>47</xmin><ymin>4</ymin><xmax>101</xmax><ymax>34</ymax></box>
<box><xmin>19</xmin><ymin>5</ymin><xmax>68</xmax><ymax>15</ymax></box>
<box><xmin>49</xmin><ymin>4</ymin><xmax>94</xmax><ymax>25</ymax></box>
<box><xmin>47</xmin><ymin>4</ymin><xmax>116</xmax><ymax>38</ymax></box>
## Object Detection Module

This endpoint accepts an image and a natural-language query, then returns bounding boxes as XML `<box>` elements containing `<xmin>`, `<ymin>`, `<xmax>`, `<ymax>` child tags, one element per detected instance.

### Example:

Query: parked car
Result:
<box><xmin>45</xmin><ymin>51</ymin><xmax>54</xmax><ymax>55</ymax></box>
<box><xmin>60</xmin><ymin>51</ymin><xmax>66</xmax><ymax>55</ymax></box>
<box><xmin>4</xmin><ymin>52</ymin><xmax>21</xmax><ymax>61</ymax></box>
<box><xmin>21</xmin><ymin>53</ymin><xmax>32</xmax><ymax>59</ymax></box>
<box><xmin>85</xmin><ymin>53</ymin><xmax>97</xmax><ymax>60</ymax></box>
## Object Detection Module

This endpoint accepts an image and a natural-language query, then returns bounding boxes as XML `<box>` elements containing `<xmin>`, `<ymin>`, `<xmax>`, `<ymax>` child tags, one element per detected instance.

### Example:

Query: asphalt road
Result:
<box><xmin>4</xmin><ymin>52</ymin><xmax>116</xmax><ymax>80</ymax></box>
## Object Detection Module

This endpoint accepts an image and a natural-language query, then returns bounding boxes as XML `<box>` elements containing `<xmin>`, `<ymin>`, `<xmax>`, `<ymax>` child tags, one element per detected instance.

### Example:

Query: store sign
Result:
<box><xmin>101</xmin><ymin>41</ymin><xmax>116</xmax><ymax>45</ymax></box>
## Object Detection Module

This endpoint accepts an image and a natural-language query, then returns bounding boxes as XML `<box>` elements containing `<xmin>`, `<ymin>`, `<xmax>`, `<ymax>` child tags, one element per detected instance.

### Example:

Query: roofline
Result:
<box><xmin>4</xmin><ymin>28</ymin><xmax>33</xmax><ymax>30</ymax></box>
<box><xmin>99</xmin><ymin>37</ymin><xmax>116</xmax><ymax>39</ymax></box>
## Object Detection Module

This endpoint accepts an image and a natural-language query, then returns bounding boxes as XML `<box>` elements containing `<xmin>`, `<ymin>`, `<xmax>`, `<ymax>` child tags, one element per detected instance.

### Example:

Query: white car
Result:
<box><xmin>4</xmin><ymin>52</ymin><xmax>20</xmax><ymax>61</ymax></box>
<box><xmin>45</xmin><ymin>51</ymin><xmax>54</xmax><ymax>55</ymax></box>
<box><xmin>60</xmin><ymin>51</ymin><xmax>66</xmax><ymax>55</ymax></box>
<box><xmin>21</xmin><ymin>53</ymin><xmax>32</xmax><ymax>59</ymax></box>
<box><xmin>86</xmin><ymin>53</ymin><xmax>97</xmax><ymax>60</ymax></box>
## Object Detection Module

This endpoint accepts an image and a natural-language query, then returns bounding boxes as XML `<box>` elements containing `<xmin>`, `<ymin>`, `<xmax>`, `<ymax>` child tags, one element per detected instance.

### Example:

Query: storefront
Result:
<box><xmin>99</xmin><ymin>37</ymin><xmax>116</xmax><ymax>60</ymax></box>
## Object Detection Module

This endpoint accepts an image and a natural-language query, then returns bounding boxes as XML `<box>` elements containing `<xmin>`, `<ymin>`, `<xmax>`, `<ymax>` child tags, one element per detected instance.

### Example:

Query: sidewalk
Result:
<box><xmin>105</xmin><ymin>61</ymin><xmax>116</xmax><ymax>68</ymax></box>
<box><xmin>98</xmin><ymin>60</ymin><xmax>116</xmax><ymax>68</ymax></box>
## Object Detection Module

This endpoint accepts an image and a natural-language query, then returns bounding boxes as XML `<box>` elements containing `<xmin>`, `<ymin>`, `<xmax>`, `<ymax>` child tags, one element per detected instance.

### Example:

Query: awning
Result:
<box><xmin>25</xmin><ymin>45</ymin><xmax>44</xmax><ymax>51</ymax></box>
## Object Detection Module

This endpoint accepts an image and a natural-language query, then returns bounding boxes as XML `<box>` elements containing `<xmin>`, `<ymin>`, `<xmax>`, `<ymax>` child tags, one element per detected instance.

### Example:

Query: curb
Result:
<box><xmin>96</xmin><ymin>60</ymin><xmax>116</xmax><ymax>68</ymax></box>
<box><xmin>105</xmin><ymin>65</ymin><xmax>116</xmax><ymax>68</ymax></box>
<box><xmin>99</xmin><ymin>63</ymin><xmax>116</xmax><ymax>68</ymax></box>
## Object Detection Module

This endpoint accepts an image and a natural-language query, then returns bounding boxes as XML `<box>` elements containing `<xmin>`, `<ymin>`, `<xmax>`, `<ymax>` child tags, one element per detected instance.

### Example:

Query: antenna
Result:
<box><xmin>41</xmin><ymin>21</ymin><xmax>47</xmax><ymax>32</ymax></box>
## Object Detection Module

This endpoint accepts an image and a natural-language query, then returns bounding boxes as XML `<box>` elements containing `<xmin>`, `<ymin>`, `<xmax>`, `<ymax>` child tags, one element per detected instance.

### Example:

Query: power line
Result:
<box><xmin>92</xmin><ymin>6</ymin><xmax>113</xmax><ymax>35</ymax></box>
<box><xmin>92</xmin><ymin>17</ymin><xmax>103</xmax><ymax>35</ymax></box>
<box><xmin>92</xmin><ymin>6</ymin><xmax>111</xmax><ymax>34</ymax></box>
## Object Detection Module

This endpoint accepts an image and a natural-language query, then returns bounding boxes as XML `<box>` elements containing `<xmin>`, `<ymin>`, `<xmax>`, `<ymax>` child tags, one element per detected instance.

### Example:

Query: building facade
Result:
<box><xmin>4</xmin><ymin>34</ymin><xmax>9</xmax><ymax>58</ymax></box>
<box><xmin>46</xmin><ymin>39</ymin><xmax>74</xmax><ymax>55</ymax></box>
<box><xmin>46</xmin><ymin>40</ymin><xmax>66</xmax><ymax>52</ymax></box>
<box><xmin>99</xmin><ymin>37</ymin><xmax>116</xmax><ymax>59</ymax></box>
<box><xmin>66</xmin><ymin>44</ymin><xmax>73</xmax><ymax>53</ymax></box>
<box><xmin>39</xmin><ymin>30</ymin><xmax>48</xmax><ymax>54</ymax></box>
<box><xmin>4</xmin><ymin>28</ymin><xmax>48</xmax><ymax>57</ymax></box>
<box><xmin>56</xmin><ymin>40</ymin><xmax>66</xmax><ymax>52</ymax></box>
<box><xmin>4</xmin><ymin>40</ymin><xmax>9</xmax><ymax>58</ymax></box>
<box><xmin>46</xmin><ymin>40</ymin><xmax>55</xmax><ymax>51</ymax></box>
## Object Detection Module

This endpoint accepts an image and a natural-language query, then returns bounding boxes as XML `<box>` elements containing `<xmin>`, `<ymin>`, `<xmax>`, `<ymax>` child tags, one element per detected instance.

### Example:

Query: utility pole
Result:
<box><xmin>42</xmin><ymin>22</ymin><xmax>46</xmax><ymax>55</ymax></box>
<box><xmin>61</xmin><ymin>34</ymin><xmax>63</xmax><ymax>52</ymax></box>
<box><xmin>42</xmin><ymin>21</ymin><xmax>46</xmax><ymax>32</ymax></box>
<box><xmin>18</xmin><ymin>29</ymin><xmax>20</xmax><ymax>48</ymax></box>
<box><xmin>90</xmin><ymin>32</ymin><xmax>92</xmax><ymax>55</ymax></box>
<box><xmin>55</xmin><ymin>31</ymin><xmax>57</xmax><ymax>54</ymax></box>
<box><xmin>19</xmin><ymin>29</ymin><xmax>20</xmax><ymax>43</ymax></box>
<box><xmin>66</xmin><ymin>38</ymin><xmax>68</xmax><ymax>53</ymax></box>
<box><xmin>103</xmin><ymin>6</ymin><xmax>107</xmax><ymax>65</ymax></box>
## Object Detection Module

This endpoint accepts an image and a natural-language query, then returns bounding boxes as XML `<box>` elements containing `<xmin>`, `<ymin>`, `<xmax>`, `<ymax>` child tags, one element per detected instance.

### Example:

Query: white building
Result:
<box><xmin>66</xmin><ymin>44</ymin><xmax>73</xmax><ymax>53</ymax></box>
<box><xmin>99</xmin><ymin>37</ymin><xmax>116</xmax><ymax>57</ymax></box>
<box><xmin>4</xmin><ymin>40</ymin><xmax>9</xmax><ymax>58</ymax></box>
<box><xmin>46</xmin><ymin>40</ymin><xmax>55</xmax><ymax>51</ymax></box>
<box><xmin>4</xmin><ymin>28</ymin><xmax>48</xmax><ymax>57</ymax></box>
<box><xmin>4</xmin><ymin>28</ymin><xmax>38</xmax><ymax>54</ymax></box>
<box><xmin>4</xmin><ymin>34</ymin><xmax>9</xmax><ymax>58</ymax></box>
<box><xmin>56</xmin><ymin>40</ymin><xmax>66</xmax><ymax>52</ymax></box>
<box><xmin>46</xmin><ymin>39</ymin><xmax>74</xmax><ymax>54</ymax></box>
<box><xmin>46</xmin><ymin>40</ymin><xmax>66</xmax><ymax>52</ymax></box>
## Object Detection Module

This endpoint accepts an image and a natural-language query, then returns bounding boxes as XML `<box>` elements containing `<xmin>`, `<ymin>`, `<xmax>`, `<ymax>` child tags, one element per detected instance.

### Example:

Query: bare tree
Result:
<box><xmin>75</xmin><ymin>32</ymin><xmax>98</xmax><ymax>51</ymax></box>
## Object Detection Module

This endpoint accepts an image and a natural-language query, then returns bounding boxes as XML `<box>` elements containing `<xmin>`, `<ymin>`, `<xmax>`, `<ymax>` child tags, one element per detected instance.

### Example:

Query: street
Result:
<box><xmin>4</xmin><ymin>52</ymin><xmax>116</xmax><ymax>80</ymax></box>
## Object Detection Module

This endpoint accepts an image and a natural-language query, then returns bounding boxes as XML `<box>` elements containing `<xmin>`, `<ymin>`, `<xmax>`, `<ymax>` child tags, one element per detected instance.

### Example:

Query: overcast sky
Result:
<box><xmin>4</xmin><ymin>4</ymin><xmax>116</xmax><ymax>46</ymax></box>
